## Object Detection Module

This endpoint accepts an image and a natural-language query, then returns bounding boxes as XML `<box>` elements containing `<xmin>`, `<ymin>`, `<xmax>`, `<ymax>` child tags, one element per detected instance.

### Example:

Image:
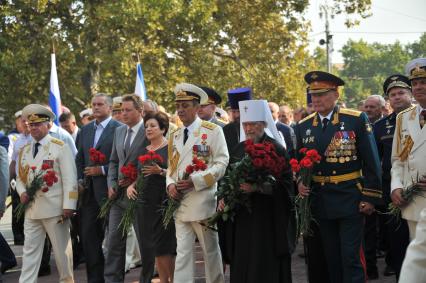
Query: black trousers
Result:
<box><xmin>0</xmin><ymin>232</ymin><xmax>17</xmax><ymax>268</ymax></box>
<box><xmin>363</xmin><ymin>212</ymin><xmax>377</xmax><ymax>273</ymax></box>
<box><xmin>70</xmin><ymin>213</ymin><xmax>84</xmax><ymax>266</ymax></box>
<box><xmin>319</xmin><ymin>215</ymin><xmax>365</xmax><ymax>283</ymax></box>
<box><xmin>304</xmin><ymin>222</ymin><xmax>330</xmax><ymax>283</ymax></box>
<box><xmin>11</xmin><ymin>189</ymin><xmax>24</xmax><ymax>241</ymax></box>
<box><xmin>79</xmin><ymin>190</ymin><xmax>106</xmax><ymax>283</ymax></box>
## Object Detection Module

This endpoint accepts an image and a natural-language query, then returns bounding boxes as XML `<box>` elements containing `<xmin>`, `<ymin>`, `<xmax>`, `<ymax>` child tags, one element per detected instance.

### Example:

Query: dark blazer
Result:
<box><xmin>75</xmin><ymin>118</ymin><xmax>122</xmax><ymax>205</ymax></box>
<box><xmin>222</xmin><ymin>121</ymin><xmax>240</xmax><ymax>157</ymax></box>
<box><xmin>276</xmin><ymin>121</ymin><xmax>296</xmax><ymax>158</ymax></box>
<box><xmin>107</xmin><ymin>123</ymin><xmax>147</xmax><ymax>208</ymax></box>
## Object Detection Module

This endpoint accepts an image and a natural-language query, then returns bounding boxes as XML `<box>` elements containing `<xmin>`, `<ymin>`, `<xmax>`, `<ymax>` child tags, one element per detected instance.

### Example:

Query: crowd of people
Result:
<box><xmin>0</xmin><ymin>57</ymin><xmax>425</xmax><ymax>283</ymax></box>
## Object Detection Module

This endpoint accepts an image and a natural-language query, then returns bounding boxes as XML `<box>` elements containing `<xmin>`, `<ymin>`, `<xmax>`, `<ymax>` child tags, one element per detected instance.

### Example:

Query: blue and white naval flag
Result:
<box><xmin>134</xmin><ymin>62</ymin><xmax>147</xmax><ymax>101</ymax></box>
<box><xmin>48</xmin><ymin>53</ymin><xmax>62</xmax><ymax>125</ymax></box>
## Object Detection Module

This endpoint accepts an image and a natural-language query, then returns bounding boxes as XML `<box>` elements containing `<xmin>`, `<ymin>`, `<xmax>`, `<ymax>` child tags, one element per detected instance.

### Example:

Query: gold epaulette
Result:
<box><xmin>395</xmin><ymin>105</ymin><xmax>416</xmax><ymax>158</ymax></box>
<box><xmin>339</xmin><ymin>108</ymin><xmax>361</xmax><ymax>117</ymax></box>
<box><xmin>50</xmin><ymin>138</ymin><xmax>64</xmax><ymax>146</ymax></box>
<box><xmin>168</xmin><ymin>128</ymin><xmax>180</xmax><ymax>177</ymax></box>
<box><xmin>299</xmin><ymin>112</ymin><xmax>316</xmax><ymax>124</ymax></box>
<box><xmin>201</xmin><ymin>120</ymin><xmax>217</xmax><ymax>130</ymax></box>
<box><xmin>18</xmin><ymin>145</ymin><xmax>30</xmax><ymax>184</ymax></box>
<box><xmin>217</xmin><ymin>118</ymin><xmax>228</xmax><ymax>124</ymax></box>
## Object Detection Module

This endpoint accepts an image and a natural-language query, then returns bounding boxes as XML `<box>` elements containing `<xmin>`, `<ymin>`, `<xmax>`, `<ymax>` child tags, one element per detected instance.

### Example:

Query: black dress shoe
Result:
<box><xmin>38</xmin><ymin>265</ymin><xmax>51</xmax><ymax>277</ymax></box>
<box><xmin>367</xmin><ymin>269</ymin><xmax>379</xmax><ymax>280</ymax></box>
<box><xmin>383</xmin><ymin>265</ymin><xmax>396</xmax><ymax>276</ymax></box>
<box><xmin>1</xmin><ymin>261</ymin><xmax>17</xmax><ymax>274</ymax></box>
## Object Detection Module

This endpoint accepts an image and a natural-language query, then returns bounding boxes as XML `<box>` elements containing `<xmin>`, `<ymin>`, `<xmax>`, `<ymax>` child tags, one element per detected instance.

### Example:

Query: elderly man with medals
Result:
<box><xmin>16</xmin><ymin>104</ymin><xmax>78</xmax><ymax>283</ymax></box>
<box><xmin>295</xmin><ymin>71</ymin><xmax>382</xmax><ymax>283</ymax></box>
<box><xmin>218</xmin><ymin>99</ymin><xmax>293</xmax><ymax>283</ymax></box>
<box><xmin>166</xmin><ymin>83</ymin><xmax>229</xmax><ymax>283</ymax></box>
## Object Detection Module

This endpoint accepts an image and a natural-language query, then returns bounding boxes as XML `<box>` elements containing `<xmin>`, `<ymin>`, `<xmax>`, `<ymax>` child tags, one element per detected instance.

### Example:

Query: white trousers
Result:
<box><xmin>400</xmin><ymin>209</ymin><xmax>426</xmax><ymax>283</ymax></box>
<box><xmin>174</xmin><ymin>218</ymin><xmax>224</xmax><ymax>283</ymax></box>
<box><xmin>125</xmin><ymin>226</ymin><xmax>141</xmax><ymax>271</ymax></box>
<box><xmin>407</xmin><ymin>219</ymin><xmax>418</xmax><ymax>240</ymax></box>
<box><xmin>19</xmin><ymin>216</ymin><xmax>74</xmax><ymax>283</ymax></box>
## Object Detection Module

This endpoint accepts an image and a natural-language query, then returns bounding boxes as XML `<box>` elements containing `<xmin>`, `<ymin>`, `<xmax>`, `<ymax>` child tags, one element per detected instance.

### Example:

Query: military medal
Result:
<box><xmin>340</xmin><ymin>122</ymin><xmax>345</xmax><ymax>131</ymax></box>
<box><xmin>306</xmin><ymin>129</ymin><xmax>311</xmax><ymax>136</ymax></box>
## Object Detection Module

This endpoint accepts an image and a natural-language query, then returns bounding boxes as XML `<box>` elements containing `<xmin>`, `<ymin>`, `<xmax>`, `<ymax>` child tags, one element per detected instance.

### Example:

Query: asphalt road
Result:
<box><xmin>0</xmin><ymin>204</ymin><xmax>396</xmax><ymax>283</ymax></box>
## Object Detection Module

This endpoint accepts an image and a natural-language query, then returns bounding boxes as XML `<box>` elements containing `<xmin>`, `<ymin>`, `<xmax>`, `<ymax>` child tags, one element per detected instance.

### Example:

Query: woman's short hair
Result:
<box><xmin>144</xmin><ymin>112</ymin><xmax>169</xmax><ymax>136</ymax></box>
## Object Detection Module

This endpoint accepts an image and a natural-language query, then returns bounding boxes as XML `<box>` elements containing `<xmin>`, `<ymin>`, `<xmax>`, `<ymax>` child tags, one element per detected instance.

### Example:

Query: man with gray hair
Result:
<box><xmin>142</xmin><ymin>99</ymin><xmax>158</xmax><ymax>117</ymax></box>
<box><xmin>364</xmin><ymin>94</ymin><xmax>386</xmax><ymax>124</ymax></box>
<box><xmin>76</xmin><ymin>93</ymin><xmax>122</xmax><ymax>283</ymax></box>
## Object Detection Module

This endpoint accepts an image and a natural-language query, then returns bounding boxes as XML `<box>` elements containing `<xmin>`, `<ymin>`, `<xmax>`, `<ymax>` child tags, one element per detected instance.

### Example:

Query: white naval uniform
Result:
<box><xmin>16</xmin><ymin>134</ymin><xmax>78</xmax><ymax>283</ymax></box>
<box><xmin>166</xmin><ymin>117</ymin><xmax>229</xmax><ymax>283</ymax></box>
<box><xmin>391</xmin><ymin>105</ymin><xmax>426</xmax><ymax>239</ymax></box>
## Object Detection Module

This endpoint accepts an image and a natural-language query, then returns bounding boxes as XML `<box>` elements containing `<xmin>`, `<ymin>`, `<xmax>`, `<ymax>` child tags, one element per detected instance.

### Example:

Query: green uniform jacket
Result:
<box><xmin>294</xmin><ymin>106</ymin><xmax>382</xmax><ymax>219</ymax></box>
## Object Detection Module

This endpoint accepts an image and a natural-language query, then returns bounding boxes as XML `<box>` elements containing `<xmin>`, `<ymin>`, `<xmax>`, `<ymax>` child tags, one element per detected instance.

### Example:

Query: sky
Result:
<box><xmin>305</xmin><ymin>0</ymin><xmax>426</xmax><ymax>63</ymax></box>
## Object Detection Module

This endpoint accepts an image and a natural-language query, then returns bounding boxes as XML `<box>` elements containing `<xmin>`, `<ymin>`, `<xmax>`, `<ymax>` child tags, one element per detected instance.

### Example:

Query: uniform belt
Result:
<box><xmin>312</xmin><ymin>171</ymin><xmax>361</xmax><ymax>184</ymax></box>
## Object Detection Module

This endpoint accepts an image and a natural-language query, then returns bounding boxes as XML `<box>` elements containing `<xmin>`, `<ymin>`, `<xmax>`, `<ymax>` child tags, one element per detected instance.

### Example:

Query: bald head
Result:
<box><xmin>268</xmin><ymin>102</ymin><xmax>280</xmax><ymax>121</ymax></box>
<box><xmin>279</xmin><ymin>104</ymin><xmax>293</xmax><ymax>125</ymax></box>
<box><xmin>364</xmin><ymin>95</ymin><xmax>385</xmax><ymax>123</ymax></box>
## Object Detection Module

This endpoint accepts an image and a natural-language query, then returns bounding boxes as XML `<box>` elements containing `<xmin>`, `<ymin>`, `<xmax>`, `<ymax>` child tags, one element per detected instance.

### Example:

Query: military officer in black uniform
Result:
<box><xmin>198</xmin><ymin>86</ymin><xmax>227</xmax><ymax>127</ymax></box>
<box><xmin>373</xmin><ymin>74</ymin><xmax>412</xmax><ymax>279</ymax></box>
<box><xmin>295</xmin><ymin>71</ymin><xmax>382</xmax><ymax>283</ymax></box>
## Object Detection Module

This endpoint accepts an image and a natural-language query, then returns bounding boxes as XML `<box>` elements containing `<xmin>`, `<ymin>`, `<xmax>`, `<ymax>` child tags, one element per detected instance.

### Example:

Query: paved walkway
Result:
<box><xmin>1</xmin><ymin>203</ymin><xmax>396</xmax><ymax>282</ymax></box>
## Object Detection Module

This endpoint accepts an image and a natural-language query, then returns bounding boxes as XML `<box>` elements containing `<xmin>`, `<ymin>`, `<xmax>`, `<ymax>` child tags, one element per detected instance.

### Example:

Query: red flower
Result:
<box><xmin>120</xmin><ymin>163</ymin><xmax>137</xmax><ymax>182</ymax></box>
<box><xmin>31</xmin><ymin>166</ymin><xmax>37</xmax><ymax>171</ymax></box>
<box><xmin>98</xmin><ymin>153</ymin><xmax>106</xmax><ymax>163</ymax></box>
<box><xmin>299</xmin><ymin>148</ymin><xmax>308</xmax><ymax>154</ymax></box>
<box><xmin>193</xmin><ymin>145</ymin><xmax>198</xmax><ymax>152</ymax></box>
<box><xmin>290</xmin><ymin>158</ymin><xmax>299</xmax><ymax>166</ymax></box>
<box><xmin>252</xmin><ymin>158</ymin><xmax>263</xmax><ymax>168</ymax></box>
<box><xmin>185</xmin><ymin>165</ymin><xmax>194</xmax><ymax>175</ymax></box>
<box><xmin>41</xmin><ymin>187</ymin><xmax>49</xmax><ymax>193</ymax></box>
<box><xmin>202</xmin><ymin>134</ymin><xmax>207</xmax><ymax>140</ymax></box>
<box><xmin>41</xmin><ymin>163</ymin><xmax>50</xmax><ymax>170</ymax></box>
<box><xmin>300</xmin><ymin>158</ymin><xmax>313</xmax><ymax>169</ymax></box>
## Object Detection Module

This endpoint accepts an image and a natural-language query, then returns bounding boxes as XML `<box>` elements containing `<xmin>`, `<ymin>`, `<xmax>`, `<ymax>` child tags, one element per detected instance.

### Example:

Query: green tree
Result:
<box><xmin>339</xmin><ymin>39</ymin><xmax>412</xmax><ymax>107</ymax></box>
<box><xmin>0</xmin><ymin>0</ymin><xmax>373</xmax><ymax>130</ymax></box>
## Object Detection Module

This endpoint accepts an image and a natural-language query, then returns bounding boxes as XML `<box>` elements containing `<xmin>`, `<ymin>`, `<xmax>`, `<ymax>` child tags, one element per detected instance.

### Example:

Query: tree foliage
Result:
<box><xmin>1</xmin><ymin>0</ymin><xmax>372</xmax><ymax>129</ymax></box>
<box><xmin>339</xmin><ymin>34</ymin><xmax>426</xmax><ymax>107</ymax></box>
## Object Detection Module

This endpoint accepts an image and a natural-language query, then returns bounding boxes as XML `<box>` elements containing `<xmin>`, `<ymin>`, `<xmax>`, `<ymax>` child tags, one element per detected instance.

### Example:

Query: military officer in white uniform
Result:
<box><xmin>16</xmin><ymin>104</ymin><xmax>78</xmax><ymax>283</ymax></box>
<box><xmin>166</xmin><ymin>83</ymin><xmax>229</xmax><ymax>283</ymax></box>
<box><xmin>391</xmin><ymin>58</ymin><xmax>426</xmax><ymax>240</ymax></box>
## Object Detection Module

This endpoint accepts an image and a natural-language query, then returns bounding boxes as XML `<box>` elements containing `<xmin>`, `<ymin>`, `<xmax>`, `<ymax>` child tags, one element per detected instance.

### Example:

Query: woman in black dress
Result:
<box><xmin>127</xmin><ymin>112</ymin><xmax>176</xmax><ymax>283</ymax></box>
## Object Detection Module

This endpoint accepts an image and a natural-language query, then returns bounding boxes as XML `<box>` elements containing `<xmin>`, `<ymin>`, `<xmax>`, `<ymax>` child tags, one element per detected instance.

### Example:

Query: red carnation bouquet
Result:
<box><xmin>15</xmin><ymin>164</ymin><xmax>59</xmax><ymax>219</ymax></box>
<box><xmin>99</xmin><ymin>163</ymin><xmax>138</xmax><ymax>219</ymax></box>
<box><xmin>89</xmin><ymin>148</ymin><xmax>107</xmax><ymax>164</ymax></box>
<box><xmin>162</xmin><ymin>157</ymin><xmax>207</xmax><ymax>228</ymax></box>
<box><xmin>118</xmin><ymin>151</ymin><xmax>164</xmax><ymax>235</ymax></box>
<box><xmin>208</xmin><ymin>139</ymin><xmax>287</xmax><ymax>227</ymax></box>
<box><xmin>290</xmin><ymin>148</ymin><xmax>321</xmax><ymax>236</ymax></box>
<box><xmin>78</xmin><ymin>150</ymin><xmax>107</xmax><ymax>207</ymax></box>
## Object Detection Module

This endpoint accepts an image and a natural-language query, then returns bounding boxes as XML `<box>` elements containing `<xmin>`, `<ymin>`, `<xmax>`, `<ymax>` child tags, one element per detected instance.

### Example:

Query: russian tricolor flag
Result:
<box><xmin>48</xmin><ymin>53</ymin><xmax>62</xmax><ymax>125</ymax></box>
<box><xmin>134</xmin><ymin>62</ymin><xmax>147</xmax><ymax>101</ymax></box>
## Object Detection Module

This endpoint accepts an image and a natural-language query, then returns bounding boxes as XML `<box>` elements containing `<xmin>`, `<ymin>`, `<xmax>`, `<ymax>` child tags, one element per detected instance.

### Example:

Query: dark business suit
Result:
<box><xmin>223</xmin><ymin>121</ymin><xmax>240</xmax><ymax>156</ymax></box>
<box><xmin>75</xmin><ymin>118</ymin><xmax>122</xmax><ymax>283</ymax></box>
<box><xmin>276</xmin><ymin>121</ymin><xmax>296</xmax><ymax>159</ymax></box>
<box><xmin>105</xmin><ymin>123</ymin><xmax>150</xmax><ymax>283</ymax></box>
